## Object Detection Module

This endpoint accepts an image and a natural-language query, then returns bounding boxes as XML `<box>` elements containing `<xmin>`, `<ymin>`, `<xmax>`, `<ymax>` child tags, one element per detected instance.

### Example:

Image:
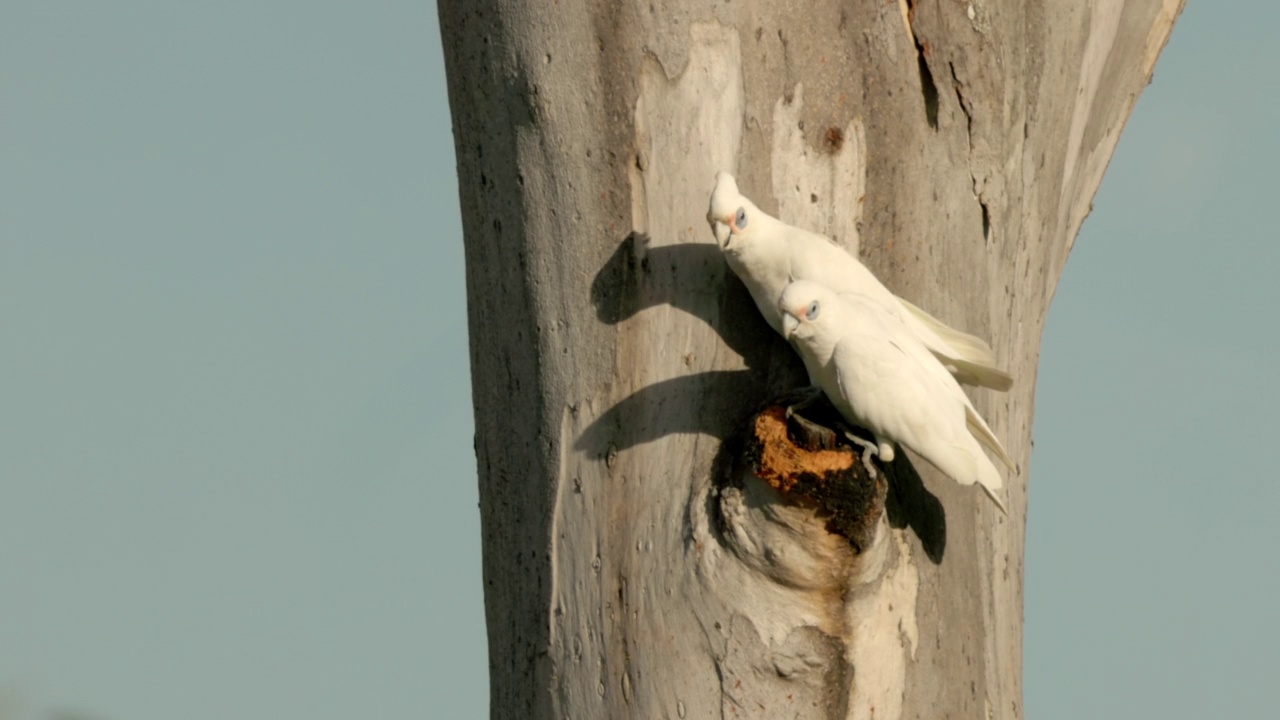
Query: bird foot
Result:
<box><xmin>842</xmin><ymin>432</ymin><xmax>882</xmax><ymax>478</ymax></box>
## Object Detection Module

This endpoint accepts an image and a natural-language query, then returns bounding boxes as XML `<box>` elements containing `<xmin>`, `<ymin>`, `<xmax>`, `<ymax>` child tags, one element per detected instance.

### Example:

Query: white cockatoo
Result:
<box><xmin>707</xmin><ymin>171</ymin><xmax>1012</xmax><ymax>392</ymax></box>
<box><xmin>778</xmin><ymin>280</ymin><xmax>1013</xmax><ymax>511</ymax></box>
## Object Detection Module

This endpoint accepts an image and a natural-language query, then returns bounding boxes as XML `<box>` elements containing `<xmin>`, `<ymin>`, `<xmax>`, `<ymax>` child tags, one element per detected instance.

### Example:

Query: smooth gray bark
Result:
<box><xmin>439</xmin><ymin>1</ymin><xmax>1183</xmax><ymax>718</ymax></box>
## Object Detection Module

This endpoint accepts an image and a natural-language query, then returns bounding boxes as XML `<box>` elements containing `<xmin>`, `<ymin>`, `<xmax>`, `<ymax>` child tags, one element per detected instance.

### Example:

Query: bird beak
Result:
<box><xmin>781</xmin><ymin>311</ymin><xmax>799</xmax><ymax>338</ymax></box>
<box><xmin>712</xmin><ymin>220</ymin><xmax>731</xmax><ymax>248</ymax></box>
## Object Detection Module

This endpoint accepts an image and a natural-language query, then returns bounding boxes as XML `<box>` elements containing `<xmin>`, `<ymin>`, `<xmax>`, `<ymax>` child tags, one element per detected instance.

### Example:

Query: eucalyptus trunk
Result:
<box><xmin>438</xmin><ymin>1</ymin><xmax>1184</xmax><ymax>718</ymax></box>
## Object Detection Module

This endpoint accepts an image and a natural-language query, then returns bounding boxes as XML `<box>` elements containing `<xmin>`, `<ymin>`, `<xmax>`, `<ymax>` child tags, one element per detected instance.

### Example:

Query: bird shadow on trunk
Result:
<box><xmin>883</xmin><ymin>456</ymin><xmax>947</xmax><ymax>564</ymax></box>
<box><xmin>589</xmin><ymin>230</ymin><xmax>779</xmax><ymax>363</ymax></box>
<box><xmin>577</xmin><ymin>231</ymin><xmax>800</xmax><ymax>454</ymax></box>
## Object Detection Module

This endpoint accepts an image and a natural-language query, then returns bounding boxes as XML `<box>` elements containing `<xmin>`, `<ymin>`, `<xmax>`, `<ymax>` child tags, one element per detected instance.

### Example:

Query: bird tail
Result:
<box><xmin>944</xmin><ymin>442</ymin><xmax>1007</xmax><ymax>514</ymax></box>
<box><xmin>965</xmin><ymin>405</ymin><xmax>1017</xmax><ymax>473</ymax></box>
<box><xmin>897</xmin><ymin>297</ymin><xmax>1014</xmax><ymax>392</ymax></box>
<box><xmin>977</xmin><ymin>474</ymin><xmax>1008</xmax><ymax>514</ymax></box>
<box><xmin>944</xmin><ymin>357</ymin><xmax>1014</xmax><ymax>393</ymax></box>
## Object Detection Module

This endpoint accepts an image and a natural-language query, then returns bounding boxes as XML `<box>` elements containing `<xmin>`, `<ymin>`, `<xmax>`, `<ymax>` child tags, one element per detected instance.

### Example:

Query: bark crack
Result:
<box><xmin>949</xmin><ymin>61</ymin><xmax>991</xmax><ymax>242</ymax></box>
<box><xmin>905</xmin><ymin>1</ymin><xmax>939</xmax><ymax>130</ymax></box>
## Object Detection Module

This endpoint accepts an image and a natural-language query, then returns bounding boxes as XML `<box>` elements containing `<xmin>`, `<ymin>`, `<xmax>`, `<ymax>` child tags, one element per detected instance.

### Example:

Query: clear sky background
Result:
<box><xmin>0</xmin><ymin>2</ymin><xmax>1271</xmax><ymax>719</ymax></box>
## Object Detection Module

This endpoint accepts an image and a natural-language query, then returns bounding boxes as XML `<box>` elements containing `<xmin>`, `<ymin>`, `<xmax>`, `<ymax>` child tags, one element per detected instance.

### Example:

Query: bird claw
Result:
<box><xmin>842</xmin><ymin>432</ymin><xmax>882</xmax><ymax>478</ymax></box>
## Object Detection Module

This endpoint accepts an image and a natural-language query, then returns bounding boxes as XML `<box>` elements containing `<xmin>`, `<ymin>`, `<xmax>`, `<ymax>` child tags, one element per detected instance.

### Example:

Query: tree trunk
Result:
<box><xmin>438</xmin><ymin>1</ymin><xmax>1183</xmax><ymax>718</ymax></box>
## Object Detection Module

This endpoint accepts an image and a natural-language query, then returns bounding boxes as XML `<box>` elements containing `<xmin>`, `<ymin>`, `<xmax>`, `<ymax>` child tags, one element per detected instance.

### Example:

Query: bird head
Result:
<box><xmin>778</xmin><ymin>280</ymin><xmax>833</xmax><ymax>343</ymax></box>
<box><xmin>706</xmin><ymin>171</ymin><xmax>761</xmax><ymax>251</ymax></box>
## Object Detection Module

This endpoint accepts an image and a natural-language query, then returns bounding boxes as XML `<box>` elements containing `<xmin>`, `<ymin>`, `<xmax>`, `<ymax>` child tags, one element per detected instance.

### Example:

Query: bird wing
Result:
<box><xmin>786</xmin><ymin>230</ymin><xmax>899</xmax><ymax>306</ymax></box>
<box><xmin>836</xmin><ymin>296</ymin><xmax>1013</xmax><ymax>497</ymax></box>
<box><xmin>860</xmin><ymin>296</ymin><xmax>1016</xmax><ymax>473</ymax></box>
<box><xmin>828</xmin><ymin>338</ymin><xmax>906</xmax><ymax>460</ymax></box>
<box><xmin>829</xmin><ymin>308</ymin><xmax>954</xmax><ymax>453</ymax></box>
<box><xmin>833</xmin><ymin>332</ymin><xmax>1005</xmax><ymax>509</ymax></box>
<box><xmin>895</xmin><ymin>297</ymin><xmax>1014</xmax><ymax>392</ymax></box>
<box><xmin>908</xmin><ymin>330</ymin><xmax>1017</xmax><ymax>475</ymax></box>
<box><xmin>785</xmin><ymin>229</ymin><xmax>1013</xmax><ymax>392</ymax></box>
<box><xmin>773</xmin><ymin>220</ymin><xmax>1013</xmax><ymax>392</ymax></box>
<box><xmin>896</xmin><ymin>297</ymin><xmax>997</xmax><ymax>364</ymax></box>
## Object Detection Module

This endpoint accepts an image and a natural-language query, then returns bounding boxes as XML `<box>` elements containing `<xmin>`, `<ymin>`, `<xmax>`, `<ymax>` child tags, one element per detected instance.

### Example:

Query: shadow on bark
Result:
<box><xmin>579</xmin><ymin>231</ymin><xmax>800</xmax><ymax>455</ymax></box>
<box><xmin>574</xmin><ymin>369</ymin><xmax>760</xmax><ymax>452</ymax></box>
<box><xmin>884</xmin><ymin>455</ymin><xmax>947</xmax><ymax>564</ymax></box>
<box><xmin>590</xmin><ymin>231</ymin><xmax>783</xmax><ymax>366</ymax></box>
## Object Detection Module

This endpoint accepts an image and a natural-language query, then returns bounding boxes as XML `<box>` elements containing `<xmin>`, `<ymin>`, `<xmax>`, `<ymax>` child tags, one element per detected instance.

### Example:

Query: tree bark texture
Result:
<box><xmin>439</xmin><ymin>1</ymin><xmax>1183</xmax><ymax>718</ymax></box>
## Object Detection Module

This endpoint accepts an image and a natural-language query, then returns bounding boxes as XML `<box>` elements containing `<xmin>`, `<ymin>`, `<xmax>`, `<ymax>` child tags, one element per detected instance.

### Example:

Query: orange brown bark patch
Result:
<box><xmin>736</xmin><ymin>402</ymin><xmax>886</xmax><ymax>551</ymax></box>
<box><xmin>751</xmin><ymin>406</ymin><xmax>855</xmax><ymax>493</ymax></box>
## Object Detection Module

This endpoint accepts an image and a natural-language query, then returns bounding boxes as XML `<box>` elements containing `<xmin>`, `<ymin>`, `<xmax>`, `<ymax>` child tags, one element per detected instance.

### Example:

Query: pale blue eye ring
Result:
<box><xmin>734</xmin><ymin>207</ymin><xmax>748</xmax><ymax>229</ymax></box>
<box><xmin>805</xmin><ymin>301</ymin><xmax>820</xmax><ymax>321</ymax></box>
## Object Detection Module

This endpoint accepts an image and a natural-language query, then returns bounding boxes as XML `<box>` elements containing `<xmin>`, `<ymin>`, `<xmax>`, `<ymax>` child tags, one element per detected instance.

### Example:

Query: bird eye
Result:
<box><xmin>734</xmin><ymin>207</ymin><xmax>748</xmax><ymax>230</ymax></box>
<box><xmin>805</xmin><ymin>301</ymin><xmax>820</xmax><ymax>321</ymax></box>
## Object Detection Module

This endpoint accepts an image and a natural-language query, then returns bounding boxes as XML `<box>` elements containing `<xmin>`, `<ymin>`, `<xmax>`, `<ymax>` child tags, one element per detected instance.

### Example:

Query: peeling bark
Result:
<box><xmin>438</xmin><ymin>1</ymin><xmax>1184</xmax><ymax>718</ymax></box>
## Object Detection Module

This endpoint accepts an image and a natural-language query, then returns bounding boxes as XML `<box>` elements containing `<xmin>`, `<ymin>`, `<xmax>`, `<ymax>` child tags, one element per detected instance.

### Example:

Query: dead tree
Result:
<box><xmin>438</xmin><ymin>1</ymin><xmax>1184</xmax><ymax>718</ymax></box>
